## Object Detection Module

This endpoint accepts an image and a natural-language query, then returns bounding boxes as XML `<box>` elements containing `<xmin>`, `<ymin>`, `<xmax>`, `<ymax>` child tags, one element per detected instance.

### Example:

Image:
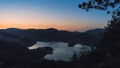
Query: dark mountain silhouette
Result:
<box><xmin>85</xmin><ymin>28</ymin><xmax>106</xmax><ymax>39</ymax></box>
<box><xmin>0</xmin><ymin>40</ymin><xmax>53</xmax><ymax>68</ymax></box>
<box><xmin>0</xmin><ymin>30</ymin><xmax>36</xmax><ymax>47</ymax></box>
<box><xmin>0</xmin><ymin>27</ymin><xmax>107</xmax><ymax>68</ymax></box>
<box><xmin>0</xmin><ymin>28</ymin><xmax>105</xmax><ymax>47</ymax></box>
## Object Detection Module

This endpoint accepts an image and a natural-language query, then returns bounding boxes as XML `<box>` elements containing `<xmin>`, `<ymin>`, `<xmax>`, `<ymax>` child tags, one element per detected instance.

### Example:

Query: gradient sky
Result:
<box><xmin>0</xmin><ymin>0</ymin><xmax>111</xmax><ymax>31</ymax></box>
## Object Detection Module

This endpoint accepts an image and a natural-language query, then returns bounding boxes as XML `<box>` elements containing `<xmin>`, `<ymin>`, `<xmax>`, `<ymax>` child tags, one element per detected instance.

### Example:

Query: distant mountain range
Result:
<box><xmin>85</xmin><ymin>28</ymin><xmax>106</xmax><ymax>39</ymax></box>
<box><xmin>0</xmin><ymin>28</ymin><xmax>106</xmax><ymax>47</ymax></box>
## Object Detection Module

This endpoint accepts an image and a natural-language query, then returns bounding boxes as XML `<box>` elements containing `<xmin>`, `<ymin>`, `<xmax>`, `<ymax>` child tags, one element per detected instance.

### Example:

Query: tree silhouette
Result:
<box><xmin>79</xmin><ymin>0</ymin><xmax>120</xmax><ymax>16</ymax></box>
<box><xmin>71</xmin><ymin>0</ymin><xmax>120</xmax><ymax>68</ymax></box>
<box><xmin>70</xmin><ymin>15</ymin><xmax>120</xmax><ymax>68</ymax></box>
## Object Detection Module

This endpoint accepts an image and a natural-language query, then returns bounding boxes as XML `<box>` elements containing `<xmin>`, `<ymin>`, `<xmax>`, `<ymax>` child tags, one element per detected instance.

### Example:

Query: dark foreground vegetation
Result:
<box><xmin>0</xmin><ymin>0</ymin><xmax>120</xmax><ymax>68</ymax></box>
<box><xmin>0</xmin><ymin>16</ymin><xmax>119</xmax><ymax>68</ymax></box>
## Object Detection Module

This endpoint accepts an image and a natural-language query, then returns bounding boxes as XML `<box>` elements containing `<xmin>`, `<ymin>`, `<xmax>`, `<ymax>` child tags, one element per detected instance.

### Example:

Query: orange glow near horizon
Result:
<box><xmin>0</xmin><ymin>22</ymin><xmax>104</xmax><ymax>32</ymax></box>
<box><xmin>0</xmin><ymin>0</ymin><xmax>109</xmax><ymax>32</ymax></box>
<box><xmin>0</xmin><ymin>1</ymin><xmax>106</xmax><ymax>32</ymax></box>
<box><xmin>0</xmin><ymin>10</ymin><xmax>97</xmax><ymax>31</ymax></box>
<box><xmin>0</xmin><ymin>11</ymin><xmax>105</xmax><ymax>31</ymax></box>
<box><xmin>0</xmin><ymin>21</ymin><xmax>90</xmax><ymax>31</ymax></box>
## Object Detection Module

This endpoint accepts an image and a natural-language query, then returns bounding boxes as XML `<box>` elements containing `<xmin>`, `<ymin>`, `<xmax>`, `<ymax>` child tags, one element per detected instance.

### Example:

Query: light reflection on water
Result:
<box><xmin>29</xmin><ymin>42</ymin><xmax>91</xmax><ymax>61</ymax></box>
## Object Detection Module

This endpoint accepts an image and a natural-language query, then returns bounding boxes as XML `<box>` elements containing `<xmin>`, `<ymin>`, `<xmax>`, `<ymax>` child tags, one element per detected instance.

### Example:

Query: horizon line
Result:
<box><xmin>0</xmin><ymin>27</ymin><xmax>105</xmax><ymax>32</ymax></box>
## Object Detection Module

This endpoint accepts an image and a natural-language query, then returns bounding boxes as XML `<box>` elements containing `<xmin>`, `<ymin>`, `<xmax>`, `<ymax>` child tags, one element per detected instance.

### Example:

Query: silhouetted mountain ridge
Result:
<box><xmin>84</xmin><ymin>28</ymin><xmax>106</xmax><ymax>39</ymax></box>
<box><xmin>0</xmin><ymin>28</ymin><xmax>105</xmax><ymax>46</ymax></box>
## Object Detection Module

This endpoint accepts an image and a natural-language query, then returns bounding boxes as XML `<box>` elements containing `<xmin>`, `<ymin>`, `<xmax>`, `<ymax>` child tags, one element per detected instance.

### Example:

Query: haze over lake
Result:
<box><xmin>29</xmin><ymin>42</ymin><xmax>91</xmax><ymax>61</ymax></box>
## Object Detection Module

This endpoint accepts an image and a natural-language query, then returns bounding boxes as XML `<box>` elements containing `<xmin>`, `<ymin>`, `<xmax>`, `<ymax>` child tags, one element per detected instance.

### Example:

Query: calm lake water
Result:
<box><xmin>29</xmin><ymin>42</ymin><xmax>91</xmax><ymax>61</ymax></box>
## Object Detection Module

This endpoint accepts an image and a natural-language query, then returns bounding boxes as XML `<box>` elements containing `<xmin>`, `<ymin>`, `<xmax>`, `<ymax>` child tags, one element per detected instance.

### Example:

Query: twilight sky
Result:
<box><xmin>0</xmin><ymin>0</ymin><xmax>111</xmax><ymax>31</ymax></box>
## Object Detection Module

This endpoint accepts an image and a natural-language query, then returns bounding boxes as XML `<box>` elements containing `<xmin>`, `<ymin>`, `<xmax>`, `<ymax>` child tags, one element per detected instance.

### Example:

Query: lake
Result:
<box><xmin>29</xmin><ymin>42</ymin><xmax>91</xmax><ymax>61</ymax></box>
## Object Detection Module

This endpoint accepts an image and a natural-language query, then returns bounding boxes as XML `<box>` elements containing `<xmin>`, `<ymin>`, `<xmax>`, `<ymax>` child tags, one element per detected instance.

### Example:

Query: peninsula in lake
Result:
<box><xmin>0</xmin><ymin>0</ymin><xmax>119</xmax><ymax>68</ymax></box>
